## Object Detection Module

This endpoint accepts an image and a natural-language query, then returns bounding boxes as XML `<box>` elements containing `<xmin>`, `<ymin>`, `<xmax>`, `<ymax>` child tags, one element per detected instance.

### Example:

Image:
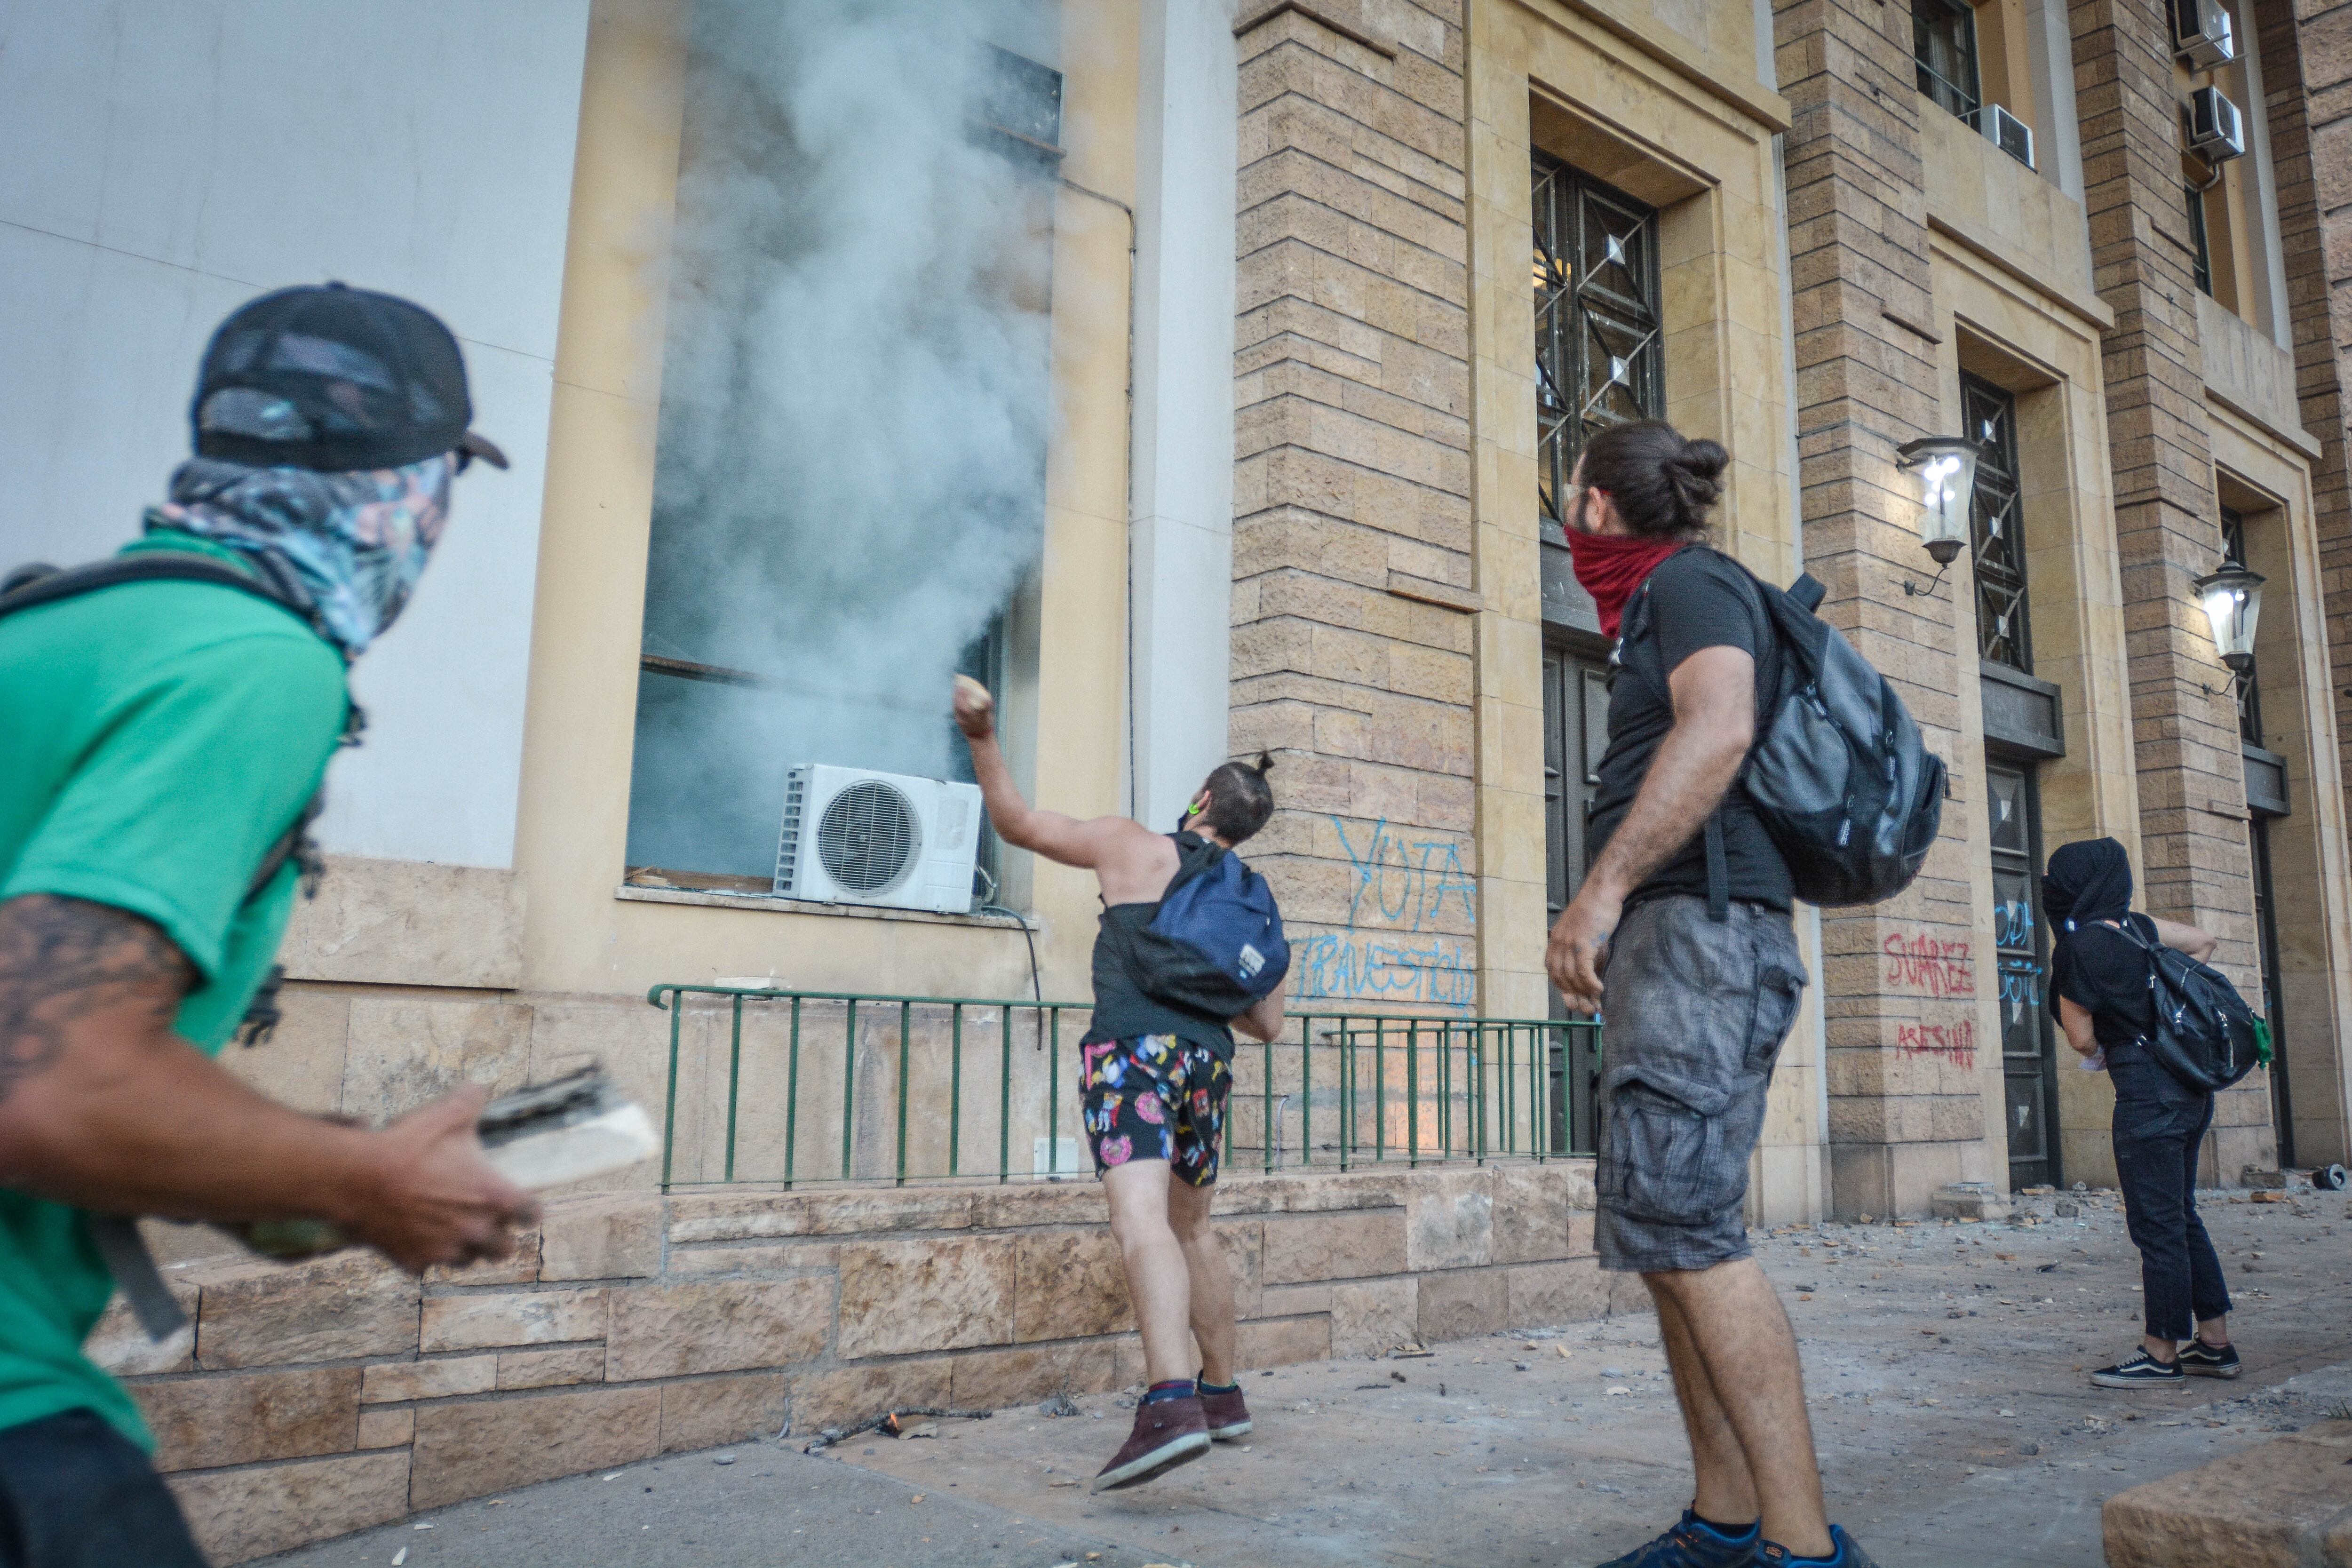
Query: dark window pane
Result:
<box><xmin>1915</xmin><ymin>0</ymin><xmax>1981</xmax><ymax>120</ymax></box>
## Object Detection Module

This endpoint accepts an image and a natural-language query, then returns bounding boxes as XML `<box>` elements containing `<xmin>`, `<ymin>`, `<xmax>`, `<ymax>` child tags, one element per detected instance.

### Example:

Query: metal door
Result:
<box><xmin>1989</xmin><ymin>762</ymin><xmax>2059</xmax><ymax>1187</ymax></box>
<box><xmin>1544</xmin><ymin>638</ymin><xmax>1611</xmax><ymax>1153</ymax></box>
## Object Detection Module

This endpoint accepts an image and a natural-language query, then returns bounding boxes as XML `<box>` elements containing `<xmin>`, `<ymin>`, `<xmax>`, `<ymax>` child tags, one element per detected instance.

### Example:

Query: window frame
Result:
<box><xmin>1963</xmin><ymin>372</ymin><xmax>2032</xmax><ymax>673</ymax></box>
<box><xmin>1915</xmin><ymin>0</ymin><xmax>1983</xmax><ymax>123</ymax></box>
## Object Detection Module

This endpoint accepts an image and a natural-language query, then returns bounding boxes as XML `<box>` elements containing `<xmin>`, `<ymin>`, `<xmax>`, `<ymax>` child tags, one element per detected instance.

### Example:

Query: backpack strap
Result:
<box><xmin>0</xmin><ymin>554</ymin><xmax>323</xmax><ymax>637</ymax></box>
<box><xmin>1703</xmin><ymin>815</ymin><xmax>1730</xmax><ymax>923</ymax></box>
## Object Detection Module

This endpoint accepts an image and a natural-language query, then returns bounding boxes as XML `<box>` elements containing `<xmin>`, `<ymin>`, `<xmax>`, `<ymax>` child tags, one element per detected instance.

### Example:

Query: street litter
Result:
<box><xmin>390</xmin><ymin>1552</ymin><xmax>406</xmax><ymax>1568</ymax></box>
<box><xmin>1039</xmin><ymin>1392</ymin><xmax>1081</xmax><ymax>1417</ymax></box>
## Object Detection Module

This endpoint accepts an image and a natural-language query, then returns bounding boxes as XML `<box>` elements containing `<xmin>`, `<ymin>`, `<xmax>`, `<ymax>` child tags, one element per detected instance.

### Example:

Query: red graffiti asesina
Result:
<box><xmin>1896</xmin><ymin>1018</ymin><xmax>1976</xmax><ymax>1070</ymax></box>
<box><xmin>1883</xmin><ymin>931</ymin><xmax>1975</xmax><ymax>998</ymax></box>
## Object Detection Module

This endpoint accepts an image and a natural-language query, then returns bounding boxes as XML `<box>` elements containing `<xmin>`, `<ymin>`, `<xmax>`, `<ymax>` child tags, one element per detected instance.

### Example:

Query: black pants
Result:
<box><xmin>0</xmin><ymin>1409</ymin><xmax>207</xmax><ymax>1568</ymax></box>
<box><xmin>2110</xmin><ymin>1059</ymin><xmax>2233</xmax><ymax>1342</ymax></box>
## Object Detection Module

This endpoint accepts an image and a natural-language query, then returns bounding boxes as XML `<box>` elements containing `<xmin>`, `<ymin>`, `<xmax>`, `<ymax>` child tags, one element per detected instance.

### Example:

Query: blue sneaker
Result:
<box><xmin>1596</xmin><ymin>1509</ymin><xmax>1762</xmax><ymax>1568</ymax></box>
<box><xmin>1759</xmin><ymin>1524</ymin><xmax>1880</xmax><ymax>1567</ymax></box>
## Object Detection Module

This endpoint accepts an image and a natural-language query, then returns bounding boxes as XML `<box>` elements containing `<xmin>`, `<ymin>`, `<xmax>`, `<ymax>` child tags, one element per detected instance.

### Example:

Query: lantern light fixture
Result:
<box><xmin>2194</xmin><ymin>558</ymin><xmax>2265</xmax><ymax>679</ymax></box>
<box><xmin>1895</xmin><ymin>435</ymin><xmax>1986</xmax><ymax>597</ymax></box>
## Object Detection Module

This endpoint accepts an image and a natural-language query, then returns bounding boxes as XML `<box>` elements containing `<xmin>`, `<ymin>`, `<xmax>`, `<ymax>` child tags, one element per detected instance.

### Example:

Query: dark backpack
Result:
<box><xmin>1622</xmin><ymin>552</ymin><xmax>1945</xmax><ymax>911</ymax></box>
<box><xmin>2106</xmin><ymin>914</ymin><xmax>2264</xmax><ymax>1091</ymax></box>
<box><xmin>1135</xmin><ymin>831</ymin><xmax>1290</xmax><ymax>1016</ymax></box>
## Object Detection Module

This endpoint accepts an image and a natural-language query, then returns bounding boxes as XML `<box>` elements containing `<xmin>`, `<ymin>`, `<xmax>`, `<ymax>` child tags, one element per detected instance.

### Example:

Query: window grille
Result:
<box><xmin>1964</xmin><ymin>373</ymin><xmax>2030</xmax><ymax>672</ymax></box>
<box><xmin>1532</xmin><ymin>152</ymin><xmax>1663</xmax><ymax>536</ymax></box>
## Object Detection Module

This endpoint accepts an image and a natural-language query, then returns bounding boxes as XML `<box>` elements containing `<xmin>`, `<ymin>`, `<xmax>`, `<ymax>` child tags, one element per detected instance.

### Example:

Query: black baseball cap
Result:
<box><xmin>190</xmin><ymin>282</ymin><xmax>508</xmax><ymax>473</ymax></box>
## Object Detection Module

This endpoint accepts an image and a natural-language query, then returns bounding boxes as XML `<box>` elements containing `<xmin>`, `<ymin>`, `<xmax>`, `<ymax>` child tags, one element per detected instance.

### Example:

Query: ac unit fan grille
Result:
<box><xmin>818</xmin><ymin>780</ymin><xmax>921</xmax><ymax>892</ymax></box>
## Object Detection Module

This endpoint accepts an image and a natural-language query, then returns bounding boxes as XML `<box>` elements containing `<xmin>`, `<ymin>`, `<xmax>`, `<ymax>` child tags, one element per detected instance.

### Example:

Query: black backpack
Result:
<box><xmin>2106</xmin><ymin>914</ymin><xmax>2263</xmax><ymax>1091</ymax></box>
<box><xmin>1622</xmin><ymin>552</ymin><xmax>1945</xmax><ymax>911</ymax></box>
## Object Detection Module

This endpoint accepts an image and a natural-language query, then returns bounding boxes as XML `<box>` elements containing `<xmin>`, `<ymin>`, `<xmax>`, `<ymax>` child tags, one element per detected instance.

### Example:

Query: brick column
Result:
<box><xmin>2071</xmin><ymin>0</ymin><xmax>2253</xmax><ymax>948</ymax></box>
<box><xmin>1230</xmin><ymin>1</ymin><xmax>1482</xmax><ymax>1016</ymax></box>
<box><xmin>1775</xmin><ymin>0</ymin><xmax>1985</xmax><ymax>1217</ymax></box>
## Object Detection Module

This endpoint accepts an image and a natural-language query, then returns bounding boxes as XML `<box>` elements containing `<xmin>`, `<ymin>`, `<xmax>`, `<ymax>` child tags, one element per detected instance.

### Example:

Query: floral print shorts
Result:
<box><xmin>1078</xmin><ymin>1034</ymin><xmax>1231</xmax><ymax>1187</ymax></box>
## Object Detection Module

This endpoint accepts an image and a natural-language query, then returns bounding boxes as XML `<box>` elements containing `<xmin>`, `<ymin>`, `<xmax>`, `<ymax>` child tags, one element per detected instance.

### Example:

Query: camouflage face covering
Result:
<box><xmin>142</xmin><ymin>453</ymin><xmax>453</xmax><ymax>657</ymax></box>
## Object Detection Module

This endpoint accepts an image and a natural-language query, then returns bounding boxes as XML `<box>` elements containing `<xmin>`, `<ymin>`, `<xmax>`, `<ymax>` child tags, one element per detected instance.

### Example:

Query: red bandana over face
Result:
<box><xmin>1567</xmin><ymin>527</ymin><xmax>1683</xmax><ymax>637</ymax></box>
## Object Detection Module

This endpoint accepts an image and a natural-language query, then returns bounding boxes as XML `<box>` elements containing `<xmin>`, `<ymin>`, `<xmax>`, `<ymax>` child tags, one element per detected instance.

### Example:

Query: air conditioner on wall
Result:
<box><xmin>2185</xmin><ymin>86</ymin><xmax>2247</xmax><ymax>164</ymax></box>
<box><xmin>2171</xmin><ymin>0</ymin><xmax>2236</xmax><ymax>71</ymax></box>
<box><xmin>774</xmin><ymin>764</ymin><xmax>983</xmax><ymax>915</ymax></box>
<box><xmin>1973</xmin><ymin>103</ymin><xmax>2035</xmax><ymax>170</ymax></box>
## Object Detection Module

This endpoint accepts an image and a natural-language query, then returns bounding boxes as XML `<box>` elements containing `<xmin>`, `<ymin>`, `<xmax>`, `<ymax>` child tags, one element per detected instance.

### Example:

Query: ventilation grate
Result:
<box><xmin>817</xmin><ymin>779</ymin><xmax>920</xmax><ymax>893</ymax></box>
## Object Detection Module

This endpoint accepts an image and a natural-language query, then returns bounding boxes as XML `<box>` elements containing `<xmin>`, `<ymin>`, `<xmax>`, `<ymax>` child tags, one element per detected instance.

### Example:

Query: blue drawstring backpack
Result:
<box><xmin>1138</xmin><ymin>832</ymin><xmax>1290</xmax><ymax>1015</ymax></box>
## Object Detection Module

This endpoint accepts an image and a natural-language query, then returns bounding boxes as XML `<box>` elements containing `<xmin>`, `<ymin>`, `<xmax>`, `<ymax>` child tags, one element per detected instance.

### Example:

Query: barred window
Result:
<box><xmin>1533</xmin><ymin>152</ymin><xmax>1663</xmax><ymax>536</ymax></box>
<box><xmin>1964</xmin><ymin>373</ymin><xmax>2030</xmax><ymax>671</ymax></box>
<box><xmin>1915</xmin><ymin>0</ymin><xmax>1981</xmax><ymax>122</ymax></box>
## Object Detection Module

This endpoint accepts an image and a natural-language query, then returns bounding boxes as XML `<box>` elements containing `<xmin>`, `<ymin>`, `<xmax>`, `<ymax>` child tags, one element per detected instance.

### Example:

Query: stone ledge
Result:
<box><xmin>2103</xmin><ymin>1420</ymin><xmax>2352</xmax><ymax>1567</ymax></box>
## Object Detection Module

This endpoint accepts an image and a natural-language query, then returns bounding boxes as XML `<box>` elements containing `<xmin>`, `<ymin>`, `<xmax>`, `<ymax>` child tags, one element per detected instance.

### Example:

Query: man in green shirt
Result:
<box><xmin>0</xmin><ymin>284</ymin><xmax>536</xmax><ymax>1566</ymax></box>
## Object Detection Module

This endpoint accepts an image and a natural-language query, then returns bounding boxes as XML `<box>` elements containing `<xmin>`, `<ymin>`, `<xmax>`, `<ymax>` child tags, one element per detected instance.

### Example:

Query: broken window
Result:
<box><xmin>625</xmin><ymin>4</ymin><xmax>1061</xmax><ymax>889</ymax></box>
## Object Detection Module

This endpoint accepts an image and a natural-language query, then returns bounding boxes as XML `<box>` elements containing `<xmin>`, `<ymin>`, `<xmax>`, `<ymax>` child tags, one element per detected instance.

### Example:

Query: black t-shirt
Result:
<box><xmin>2049</xmin><ymin>914</ymin><xmax>2157</xmax><ymax>1056</ymax></box>
<box><xmin>1587</xmin><ymin>548</ymin><xmax>1793</xmax><ymax>912</ymax></box>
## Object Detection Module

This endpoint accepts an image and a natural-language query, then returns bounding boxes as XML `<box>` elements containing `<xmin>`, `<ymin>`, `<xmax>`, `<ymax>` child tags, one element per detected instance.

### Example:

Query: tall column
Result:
<box><xmin>1230</xmin><ymin>0</ymin><xmax>1481</xmax><ymax>1016</ymax></box>
<box><xmin>1776</xmin><ymin>0</ymin><xmax>1983</xmax><ymax>1217</ymax></box>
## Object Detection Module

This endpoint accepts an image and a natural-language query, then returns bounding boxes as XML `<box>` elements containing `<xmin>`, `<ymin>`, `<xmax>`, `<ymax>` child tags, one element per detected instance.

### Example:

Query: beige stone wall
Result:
<box><xmin>104</xmin><ymin>1163</ymin><xmax>1621</xmax><ymax>1563</ymax></box>
<box><xmin>1229</xmin><ymin>0</ymin><xmax>1485</xmax><ymax>1018</ymax></box>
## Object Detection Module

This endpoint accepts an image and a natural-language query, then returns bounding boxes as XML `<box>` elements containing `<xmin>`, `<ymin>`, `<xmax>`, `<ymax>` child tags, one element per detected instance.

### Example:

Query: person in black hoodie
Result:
<box><xmin>953</xmin><ymin>677</ymin><xmax>1285</xmax><ymax>1493</ymax></box>
<box><xmin>2043</xmin><ymin>837</ymin><xmax>2239</xmax><ymax>1387</ymax></box>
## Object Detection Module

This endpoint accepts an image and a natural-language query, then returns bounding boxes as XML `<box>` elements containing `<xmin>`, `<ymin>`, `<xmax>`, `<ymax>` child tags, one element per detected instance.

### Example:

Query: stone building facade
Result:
<box><xmin>10</xmin><ymin>0</ymin><xmax>2352</xmax><ymax>1559</ymax></box>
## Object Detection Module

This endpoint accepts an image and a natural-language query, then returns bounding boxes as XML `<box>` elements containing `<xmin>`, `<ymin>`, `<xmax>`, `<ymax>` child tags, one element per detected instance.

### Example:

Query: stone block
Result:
<box><xmin>667</xmin><ymin>1190</ymin><xmax>973</xmax><ymax>1243</ymax></box>
<box><xmin>340</xmin><ymin>997</ymin><xmax>534</xmax><ymax>1122</ymax></box>
<box><xmin>967</xmin><ymin>1184</ymin><xmax>1108</xmax><ymax>1229</ymax></box>
<box><xmin>660</xmin><ymin>1372</ymin><xmax>788</xmax><ymax>1452</ymax></box>
<box><xmin>948</xmin><ymin>1341</ymin><xmax>1123</xmax><ymax>1412</ymax></box>
<box><xmin>539</xmin><ymin>1195</ymin><xmax>665</xmax><ymax>1281</ymax></box>
<box><xmin>1504</xmin><ymin>1259</ymin><xmax>1609</xmax><ymax>1328</ymax></box>
<box><xmin>196</xmin><ymin>1252</ymin><xmax>419</xmax><ymax>1369</ymax></box>
<box><xmin>280</xmin><ymin>855</ymin><xmax>522</xmax><ymax>988</ymax></box>
<box><xmin>1492</xmin><ymin>1165</ymin><xmax>1573</xmax><ymax>1263</ymax></box>
<box><xmin>358</xmin><ymin>1407</ymin><xmax>413</xmax><ymax>1449</ymax></box>
<box><xmin>2102</xmin><ymin>1422</ymin><xmax>2352</xmax><ymax>1567</ymax></box>
<box><xmin>362</xmin><ymin>1356</ymin><xmax>497</xmax><ymax>1403</ymax></box>
<box><xmin>136</xmin><ymin>1368</ymin><xmax>361</xmax><ymax>1473</ymax></box>
<box><xmin>170</xmin><ymin>1450</ymin><xmax>408</xmax><ymax>1566</ymax></box>
<box><xmin>1930</xmin><ymin>1181</ymin><xmax>2011</xmax><ymax>1221</ymax></box>
<box><xmin>1013</xmin><ymin>1230</ymin><xmax>1130</xmax><ymax>1342</ymax></box>
<box><xmin>1259</xmin><ymin>1283</ymin><xmax>1332</xmax><ymax>1316</ymax></box>
<box><xmin>1238</xmin><ymin>1313</ymin><xmax>1331</xmax><ymax>1369</ymax></box>
<box><xmin>499</xmin><ymin>1345</ymin><xmax>605</xmax><ymax>1389</ymax></box>
<box><xmin>1217</xmin><ymin>1219</ymin><xmax>1266</xmax><ymax>1319</ymax></box>
<box><xmin>789</xmin><ymin>1358</ymin><xmax>954</xmax><ymax>1435</ymax></box>
<box><xmin>86</xmin><ymin>1289</ymin><xmax>196</xmax><ymax>1376</ymax></box>
<box><xmin>1416</xmin><ymin>1268</ymin><xmax>1506</xmax><ymax>1341</ymax></box>
<box><xmin>1260</xmin><ymin>1208</ymin><xmax>1406</xmax><ymax>1283</ymax></box>
<box><xmin>670</xmin><ymin>1242</ymin><xmax>840</xmax><ymax>1275</ymax></box>
<box><xmin>427</xmin><ymin>1230</ymin><xmax>542</xmax><ymax>1286</ymax></box>
<box><xmin>837</xmin><ymin>1237</ymin><xmax>1015</xmax><ymax>1359</ymax></box>
<box><xmin>1330</xmin><ymin>1277</ymin><xmax>1417</xmax><ymax>1357</ymax></box>
<box><xmin>1406</xmin><ymin>1168</ymin><xmax>1494</xmax><ymax>1269</ymax></box>
<box><xmin>606</xmin><ymin>1278</ymin><xmax>832</xmax><ymax>1381</ymax></box>
<box><xmin>1605</xmin><ymin>1269</ymin><xmax>1656</xmax><ymax>1316</ymax></box>
<box><xmin>420</xmin><ymin>1288</ymin><xmax>608</xmax><ymax>1353</ymax></box>
<box><xmin>409</xmin><ymin>1386</ymin><xmax>660</xmax><ymax>1510</ymax></box>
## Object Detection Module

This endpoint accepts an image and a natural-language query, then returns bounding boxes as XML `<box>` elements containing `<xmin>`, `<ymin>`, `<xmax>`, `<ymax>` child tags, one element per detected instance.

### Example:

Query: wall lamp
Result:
<box><xmin>1896</xmin><ymin>435</ymin><xmax>1983</xmax><ymax>597</ymax></box>
<box><xmin>2194</xmin><ymin>558</ymin><xmax>2264</xmax><ymax>694</ymax></box>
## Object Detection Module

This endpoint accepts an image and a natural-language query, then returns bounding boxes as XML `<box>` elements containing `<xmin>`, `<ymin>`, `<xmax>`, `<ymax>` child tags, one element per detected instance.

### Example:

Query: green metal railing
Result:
<box><xmin>645</xmin><ymin>985</ymin><xmax>1602</xmax><ymax>1191</ymax></box>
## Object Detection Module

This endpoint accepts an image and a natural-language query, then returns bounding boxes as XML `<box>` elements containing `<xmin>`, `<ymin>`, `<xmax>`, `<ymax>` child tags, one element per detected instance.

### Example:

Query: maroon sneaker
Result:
<box><xmin>1200</xmin><ymin>1383</ymin><xmax>1252</xmax><ymax>1441</ymax></box>
<box><xmin>1091</xmin><ymin>1395</ymin><xmax>1210</xmax><ymax>1491</ymax></box>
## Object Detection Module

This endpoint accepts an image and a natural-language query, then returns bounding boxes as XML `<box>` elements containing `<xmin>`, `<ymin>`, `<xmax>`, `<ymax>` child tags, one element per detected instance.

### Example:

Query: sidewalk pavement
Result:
<box><xmin>266</xmin><ymin>1183</ymin><xmax>2352</xmax><ymax>1568</ymax></box>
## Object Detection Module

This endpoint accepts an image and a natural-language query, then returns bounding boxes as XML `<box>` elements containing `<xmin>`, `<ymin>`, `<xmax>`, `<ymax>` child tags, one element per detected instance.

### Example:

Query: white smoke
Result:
<box><xmin>628</xmin><ymin>0</ymin><xmax>1059</xmax><ymax>876</ymax></box>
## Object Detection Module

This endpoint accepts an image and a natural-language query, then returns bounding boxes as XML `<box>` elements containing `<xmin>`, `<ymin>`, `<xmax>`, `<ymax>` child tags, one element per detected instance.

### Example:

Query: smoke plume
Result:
<box><xmin>628</xmin><ymin>0</ymin><xmax>1058</xmax><ymax>877</ymax></box>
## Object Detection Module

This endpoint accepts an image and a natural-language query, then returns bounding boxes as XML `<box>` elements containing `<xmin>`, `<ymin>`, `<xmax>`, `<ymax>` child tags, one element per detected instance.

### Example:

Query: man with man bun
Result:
<box><xmin>953</xmin><ymin>676</ymin><xmax>1285</xmax><ymax>1493</ymax></box>
<box><xmin>1547</xmin><ymin>420</ymin><xmax>1877</xmax><ymax>1568</ymax></box>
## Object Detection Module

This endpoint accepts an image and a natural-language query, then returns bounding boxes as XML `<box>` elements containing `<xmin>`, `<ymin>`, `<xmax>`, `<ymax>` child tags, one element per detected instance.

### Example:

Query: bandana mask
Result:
<box><xmin>143</xmin><ymin>454</ymin><xmax>453</xmax><ymax>657</ymax></box>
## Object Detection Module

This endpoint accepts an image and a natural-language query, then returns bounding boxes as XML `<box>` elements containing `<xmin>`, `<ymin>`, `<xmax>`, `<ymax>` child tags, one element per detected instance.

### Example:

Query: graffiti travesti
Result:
<box><xmin>1882</xmin><ymin>930</ymin><xmax>1975</xmax><ymax>999</ymax></box>
<box><xmin>1291</xmin><ymin>817</ymin><xmax>1479</xmax><ymax>1010</ymax></box>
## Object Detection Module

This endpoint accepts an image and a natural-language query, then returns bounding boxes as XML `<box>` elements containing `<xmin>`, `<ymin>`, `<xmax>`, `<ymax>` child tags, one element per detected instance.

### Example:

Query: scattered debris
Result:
<box><xmin>713</xmin><ymin>1453</ymin><xmax>736</xmax><ymax>1465</ymax></box>
<box><xmin>1556</xmin><ymin>1345</ymin><xmax>1573</xmax><ymax>1359</ymax></box>
<box><xmin>1605</xmin><ymin>1386</ymin><xmax>1632</xmax><ymax>1397</ymax></box>
<box><xmin>1039</xmin><ymin>1392</ymin><xmax>1081</xmax><ymax>1418</ymax></box>
<box><xmin>390</xmin><ymin>1552</ymin><xmax>407</xmax><ymax>1568</ymax></box>
<box><xmin>1513</xmin><ymin>1361</ymin><xmax>1531</xmax><ymax>1371</ymax></box>
<box><xmin>898</xmin><ymin>1423</ymin><xmax>940</xmax><ymax>1440</ymax></box>
<box><xmin>1390</xmin><ymin>1370</ymin><xmax>1406</xmax><ymax>1383</ymax></box>
<box><xmin>413</xmin><ymin>1521</ymin><xmax>435</xmax><ymax>1531</ymax></box>
<box><xmin>1388</xmin><ymin>1342</ymin><xmax>1433</xmax><ymax>1358</ymax></box>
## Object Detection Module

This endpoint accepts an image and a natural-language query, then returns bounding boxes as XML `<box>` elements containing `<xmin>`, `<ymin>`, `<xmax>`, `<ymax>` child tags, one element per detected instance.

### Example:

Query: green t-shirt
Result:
<box><xmin>0</xmin><ymin>533</ymin><xmax>347</xmax><ymax>1448</ymax></box>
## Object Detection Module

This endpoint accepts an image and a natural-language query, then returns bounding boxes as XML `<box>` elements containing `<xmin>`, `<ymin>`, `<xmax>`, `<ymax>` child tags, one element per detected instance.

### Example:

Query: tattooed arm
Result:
<box><xmin>0</xmin><ymin>894</ymin><xmax>536</xmax><ymax>1272</ymax></box>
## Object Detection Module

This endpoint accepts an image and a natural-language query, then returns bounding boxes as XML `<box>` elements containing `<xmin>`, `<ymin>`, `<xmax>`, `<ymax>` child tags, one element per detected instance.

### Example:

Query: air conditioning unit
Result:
<box><xmin>773</xmin><ymin>764</ymin><xmax>982</xmax><ymax>914</ymax></box>
<box><xmin>1973</xmin><ymin>103</ymin><xmax>2035</xmax><ymax>170</ymax></box>
<box><xmin>2171</xmin><ymin>0</ymin><xmax>2236</xmax><ymax>71</ymax></box>
<box><xmin>2184</xmin><ymin>86</ymin><xmax>2247</xmax><ymax>164</ymax></box>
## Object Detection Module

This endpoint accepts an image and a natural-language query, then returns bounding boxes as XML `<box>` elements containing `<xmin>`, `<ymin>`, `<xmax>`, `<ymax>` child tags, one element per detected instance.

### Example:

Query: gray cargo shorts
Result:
<box><xmin>1595</xmin><ymin>894</ymin><xmax>1807</xmax><ymax>1274</ymax></box>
